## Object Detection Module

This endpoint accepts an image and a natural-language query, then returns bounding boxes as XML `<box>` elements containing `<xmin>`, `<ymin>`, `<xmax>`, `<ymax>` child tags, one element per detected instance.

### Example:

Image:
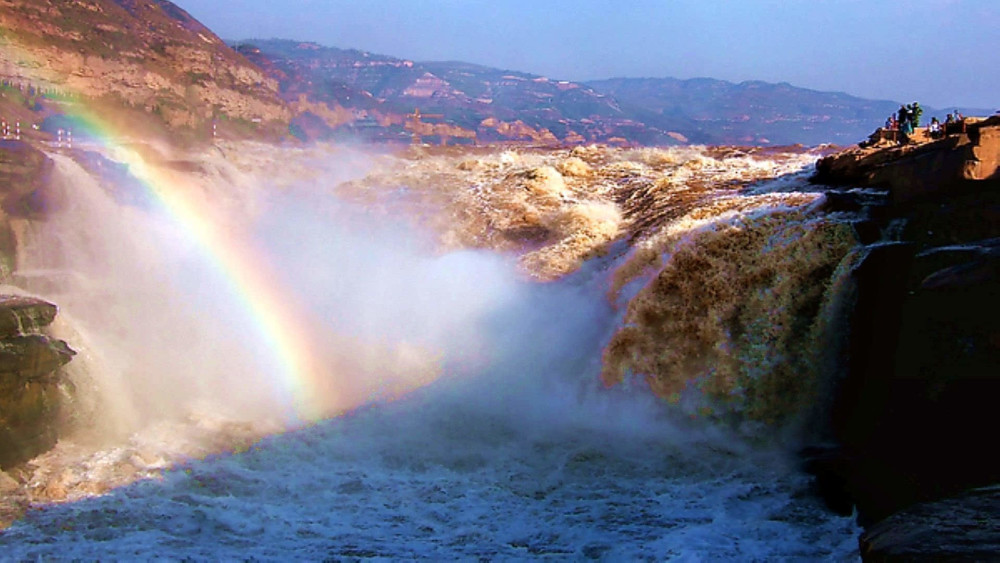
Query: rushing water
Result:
<box><xmin>0</xmin><ymin>143</ymin><xmax>860</xmax><ymax>559</ymax></box>
<box><xmin>1</xmin><ymin>398</ymin><xmax>860</xmax><ymax>560</ymax></box>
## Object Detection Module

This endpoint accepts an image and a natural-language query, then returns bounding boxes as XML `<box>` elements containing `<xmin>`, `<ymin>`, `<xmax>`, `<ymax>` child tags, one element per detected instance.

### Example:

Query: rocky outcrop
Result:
<box><xmin>808</xmin><ymin>121</ymin><xmax>1000</xmax><ymax>559</ymax></box>
<box><xmin>0</xmin><ymin>140</ymin><xmax>57</xmax><ymax>282</ymax></box>
<box><xmin>0</xmin><ymin>295</ymin><xmax>75</xmax><ymax>470</ymax></box>
<box><xmin>0</xmin><ymin>0</ymin><xmax>291</xmax><ymax>141</ymax></box>
<box><xmin>478</xmin><ymin>118</ymin><xmax>559</xmax><ymax>145</ymax></box>
<box><xmin>814</xmin><ymin>115</ymin><xmax>1000</xmax><ymax>204</ymax></box>
<box><xmin>0</xmin><ymin>140</ymin><xmax>56</xmax><ymax>222</ymax></box>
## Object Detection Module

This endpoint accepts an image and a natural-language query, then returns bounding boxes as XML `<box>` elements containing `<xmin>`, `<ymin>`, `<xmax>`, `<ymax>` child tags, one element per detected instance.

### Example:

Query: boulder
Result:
<box><xmin>859</xmin><ymin>487</ymin><xmax>1000</xmax><ymax>562</ymax></box>
<box><xmin>0</xmin><ymin>295</ymin><xmax>76</xmax><ymax>470</ymax></box>
<box><xmin>0</xmin><ymin>295</ymin><xmax>59</xmax><ymax>338</ymax></box>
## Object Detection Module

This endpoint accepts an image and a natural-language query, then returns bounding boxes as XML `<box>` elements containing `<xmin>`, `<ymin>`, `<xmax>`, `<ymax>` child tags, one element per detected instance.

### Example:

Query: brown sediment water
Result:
<box><xmin>2</xmin><ymin>141</ymin><xmax>858</xmax><ymax>536</ymax></box>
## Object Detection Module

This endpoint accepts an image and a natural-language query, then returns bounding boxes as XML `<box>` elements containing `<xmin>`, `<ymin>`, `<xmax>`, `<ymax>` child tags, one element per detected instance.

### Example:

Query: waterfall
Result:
<box><xmin>0</xmin><ymin>142</ymin><xmax>861</xmax><ymax>558</ymax></box>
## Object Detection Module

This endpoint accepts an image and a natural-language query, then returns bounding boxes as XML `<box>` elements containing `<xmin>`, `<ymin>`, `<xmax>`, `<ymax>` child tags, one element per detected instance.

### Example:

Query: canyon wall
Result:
<box><xmin>810</xmin><ymin>116</ymin><xmax>1000</xmax><ymax>559</ymax></box>
<box><xmin>0</xmin><ymin>0</ymin><xmax>290</xmax><ymax>141</ymax></box>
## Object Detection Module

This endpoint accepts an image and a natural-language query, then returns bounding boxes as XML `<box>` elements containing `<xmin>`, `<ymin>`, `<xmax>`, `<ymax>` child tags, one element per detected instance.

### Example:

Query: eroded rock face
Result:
<box><xmin>0</xmin><ymin>140</ymin><xmax>56</xmax><ymax>221</ymax></box>
<box><xmin>0</xmin><ymin>140</ymin><xmax>54</xmax><ymax>280</ymax></box>
<box><xmin>0</xmin><ymin>295</ymin><xmax>75</xmax><ymax>470</ymax></box>
<box><xmin>0</xmin><ymin>0</ymin><xmax>291</xmax><ymax>140</ymax></box>
<box><xmin>0</xmin><ymin>295</ymin><xmax>56</xmax><ymax>338</ymax></box>
<box><xmin>809</xmin><ymin>124</ymin><xmax>1000</xmax><ymax>545</ymax></box>
<box><xmin>814</xmin><ymin>115</ymin><xmax>1000</xmax><ymax>204</ymax></box>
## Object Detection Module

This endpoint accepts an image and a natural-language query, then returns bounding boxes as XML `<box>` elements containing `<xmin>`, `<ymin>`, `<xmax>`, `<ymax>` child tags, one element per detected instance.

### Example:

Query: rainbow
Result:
<box><xmin>101</xmin><ymin>141</ymin><xmax>335</xmax><ymax>424</ymax></box>
<box><xmin>0</xmin><ymin>64</ymin><xmax>337</xmax><ymax>423</ymax></box>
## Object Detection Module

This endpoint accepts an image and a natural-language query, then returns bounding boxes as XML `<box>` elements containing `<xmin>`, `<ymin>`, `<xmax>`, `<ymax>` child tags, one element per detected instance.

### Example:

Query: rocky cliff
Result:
<box><xmin>0</xmin><ymin>295</ymin><xmax>75</xmax><ymax>470</ymax></box>
<box><xmin>0</xmin><ymin>0</ymin><xmax>291</xmax><ymax>141</ymax></box>
<box><xmin>0</xmin><ymin>0</ymin><xmax>300</xmax><ymax>474</ymax></box>
<box><xmin>807</xmin><ymin>116</ymin><xmax>1000</xmax><ymax>560</ymax></box>
<box><xmin>0</xmin><ymin>134</ymin><xmax>76</xmax><ymax>475</ymax></box>
<box><xmin>815</xmin><ymin>115</ymin><xmax>1000</xmax><ymax>204</ymax></box>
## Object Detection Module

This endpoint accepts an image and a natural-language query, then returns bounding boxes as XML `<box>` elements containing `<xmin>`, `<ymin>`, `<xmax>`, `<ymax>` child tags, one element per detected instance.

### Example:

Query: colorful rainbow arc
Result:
<box><xmin>121</xmin><ymin>148</ymin><xmax>332</xmax><ymax>423</ymax></box>
<box><xmin>20</xmin><ymin>102</ymin><xmax>336</xmax><ymax>424</ymax></box>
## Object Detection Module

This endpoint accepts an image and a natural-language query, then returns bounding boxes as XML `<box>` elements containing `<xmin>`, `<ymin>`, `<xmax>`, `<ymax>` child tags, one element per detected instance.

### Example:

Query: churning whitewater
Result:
<box><xmin>0</xmin><ymin>142</ymin><xmax>859</xmax><ymax>559</ymax></box>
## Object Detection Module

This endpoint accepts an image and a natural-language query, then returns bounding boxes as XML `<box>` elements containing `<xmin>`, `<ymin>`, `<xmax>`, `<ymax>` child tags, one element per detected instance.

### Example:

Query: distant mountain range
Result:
<box><xmin>588</xmin><ymin>78</ymin><xmax>896</xmax><ymax>146</ymax></box>
<box><xmin>0</xmin><ymin>2</ymin><xmax>989</xmax><ymax>147</ymax></box>
<box><xmin>238</xmin><ymin>39</ymin><xmax>990</xmax><ymax>147</ymax></box>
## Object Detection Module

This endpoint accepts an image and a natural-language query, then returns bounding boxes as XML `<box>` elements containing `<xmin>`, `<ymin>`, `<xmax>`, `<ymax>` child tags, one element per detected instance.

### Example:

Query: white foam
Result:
<box><xmin>0</xmin><ymin>143</ymin><xmax>860</xmax><ymax>558</ymax></box>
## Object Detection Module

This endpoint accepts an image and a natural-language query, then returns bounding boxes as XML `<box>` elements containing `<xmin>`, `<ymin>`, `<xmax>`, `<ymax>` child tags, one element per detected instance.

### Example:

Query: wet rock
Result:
<box><xmin>0</xmin><ymin>295</ymin><xmax>59</xmax><ymax>338</ymax></box>
<box><xmin>814</xmin><ymin>130</ymin><xmax>1000</xmax><ymax>547</ymax></box>
<box><xmin>0</xmin><ymin>295</ymin><xmax>76</xmax><ymax>470</ymax></box>
<box><xmin>820</xmin><ymin>190</ymin><xmax>866</xmax><ymax>212</ymax></box>
<box><xmin>917</xmin><ymin>239</ymin><xmax>1000</xmax><ymax>290</ymax></box>
<box><xmin>859</xmin><ymin>487</ymin><xmax>1000</xmax><ymax>562</ymax></box>
<box><xmin>800</xmin><ymin>445</ymin><xmax>854</xmax><ymax>517</ymax></box>
<box><xmin>0</xmin><ymin>140</ymin><xmax>56</xmax><ymax>220</ymax></box>
<box><xmin>850</xmin><ymin>220</ymin><xmax>882</xmax><ymax>245</ymax></box>
<box><xmin>0</xmin><ymin>334</ymin><xmax>75</xmax><ymax>380</ymax></box>
<box><xmin>0</xmin><ymin>335</ymin><xmax>76</xmax><ymax>469</ymax></box>
<box><xmin>822</xmin><ymin>236</ymin><xmax>1000</xmax><ymax>524</ymax></box>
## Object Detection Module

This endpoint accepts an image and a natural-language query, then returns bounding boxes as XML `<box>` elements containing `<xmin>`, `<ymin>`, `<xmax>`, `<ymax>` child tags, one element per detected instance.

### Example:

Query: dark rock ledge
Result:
<box><xmin>807</xmin><ymin>115</ymin><xmax>1000</xmax><ymax>560</ymax></box>
<box><xmin>0</xmin><ymin>295</ymin><xmax>76</xmax><ymax>470</ymax></box>
<box><xmin>859</xmin><ymin>486</ymin><xmax>1000</xmax><ymax>562</ymax></box>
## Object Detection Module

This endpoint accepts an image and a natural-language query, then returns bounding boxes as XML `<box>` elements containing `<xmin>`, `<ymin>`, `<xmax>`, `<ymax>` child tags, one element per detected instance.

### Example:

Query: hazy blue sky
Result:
<box><xmin>174</xmin><ymin>0</ymin><xmax>998</xmax><ymax>110</ymax></box>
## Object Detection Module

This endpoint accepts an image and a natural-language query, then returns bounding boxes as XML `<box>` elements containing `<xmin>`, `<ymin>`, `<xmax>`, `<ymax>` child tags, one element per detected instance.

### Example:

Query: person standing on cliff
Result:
<box><xmin>912</xmin><ymin>102</ymin><xmax>923</xmax><ymax>127</ymax></box>
<box><xmin>899</xmin><ymin>105</ymin><xmax>914</xmax><ymax>135</ymax></box>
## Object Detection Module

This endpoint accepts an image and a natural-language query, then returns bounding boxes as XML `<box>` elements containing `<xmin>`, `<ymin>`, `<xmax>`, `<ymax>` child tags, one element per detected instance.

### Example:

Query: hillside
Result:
<box><xmin>237</xmin><ymin>39</ymin><xmax>696</xmax><ymax>146</ymax></box>
<box><xmin>237</xmin><ymin>39</ymin><xmax>991</xmax><ymax>147</ymax></box>
<box><xmin>0</xmin><ymin>0</ymin><xmax>290</xmax><ymax>142</ymax></box>
<box><xmin>0</xmin><ymin>3</ymin><xmax>989</xmax><ymax>149</ymax></box>
<box><xmin>586</xmin><ymin>77</ymin><xmax>900</xmax><ymax>146</ymax></box>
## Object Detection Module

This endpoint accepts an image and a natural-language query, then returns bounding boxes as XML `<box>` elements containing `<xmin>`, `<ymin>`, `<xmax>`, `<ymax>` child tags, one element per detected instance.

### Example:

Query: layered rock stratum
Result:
<box><xmin>0</xmin><ymin>0</ymin><xmax>290</xmax><ymax>140</ymax></box>
<box><xmin>815</xmin><ymin>115</ymin><xmax>1000</xmax><ymax>203</ymax></box>
<box><xmin>0</xmin><ymin>295</ymin><xmax>74</xmax><ymax>471</ymax></box>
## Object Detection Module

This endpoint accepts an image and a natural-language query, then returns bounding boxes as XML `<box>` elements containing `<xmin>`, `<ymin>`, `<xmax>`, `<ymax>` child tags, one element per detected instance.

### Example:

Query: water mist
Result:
<box><xmin>0</xmin><ymin>143</ymin><xmax>860</xmax><ymax>559</ymax></box>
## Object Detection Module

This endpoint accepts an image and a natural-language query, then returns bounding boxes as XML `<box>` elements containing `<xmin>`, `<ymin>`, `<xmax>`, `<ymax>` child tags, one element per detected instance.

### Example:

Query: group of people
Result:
<box><xmin>925</xmin><ymin>111</ymin><xmax>965</xmax><ymax>138</ymax></box>
<box><xmin>884</xmin><ymin>102</ymin><xmax>924</xmax><ymax>133</ymax></box>
<box><xmin>882</xmin><ymin>102</ymin><xmax>965</xmax><ymax>141</ymax></box>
